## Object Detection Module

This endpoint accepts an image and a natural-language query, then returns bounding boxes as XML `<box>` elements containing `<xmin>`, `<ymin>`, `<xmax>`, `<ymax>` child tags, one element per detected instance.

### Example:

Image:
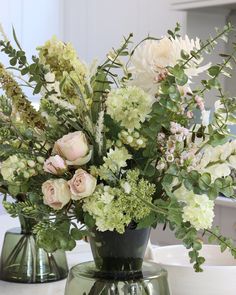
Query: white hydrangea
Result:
<box><xmin>128</xmin><ymin>36</ymin><xmax>210</xmax><ymax>95</ymax></box>
<box><xmin>174</xmin><ymin>185</ymin><xmax>214</xmax><ymax>230</ymax></box>
<box><xmin>183</xmin><ymin>194</ymin><xmax>215</xmax><ymax>231</ymax></box>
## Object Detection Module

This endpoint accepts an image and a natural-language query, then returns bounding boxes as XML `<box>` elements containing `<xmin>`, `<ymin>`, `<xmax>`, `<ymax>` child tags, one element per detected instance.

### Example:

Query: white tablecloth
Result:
<box><xmin>0</xmin><ymin>214</ymin><xmax>93</xmax><ymax>295</ymax></box>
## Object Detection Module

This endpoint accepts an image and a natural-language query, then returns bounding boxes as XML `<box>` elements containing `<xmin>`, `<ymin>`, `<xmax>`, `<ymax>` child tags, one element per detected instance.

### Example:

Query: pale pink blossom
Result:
<box><xmin>68</xmin><ymin>169</ymin><xmax>97</xmax><ymax>200</ymax></box>
<box><xmin>43</xmin><ymin>155</ymin><xmax>67</xmax><ymax>175</ymax></box>
<box><xmin>42</xmin><ymin>179</ymin><xmax>71</xmax><ymax>210</ymax></box>
<box><xmin>53</xmin><ymin>131</ymin><xmax>92</xmax><ymax>166</ymax></box>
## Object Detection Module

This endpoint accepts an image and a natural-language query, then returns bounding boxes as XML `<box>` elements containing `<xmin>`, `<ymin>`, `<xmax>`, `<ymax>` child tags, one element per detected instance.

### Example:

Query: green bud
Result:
<box><xmin>136</xmin><ymin>139</ymin><xmax>144</xmax><ymax>146</ymax></box>
<box><xmin>23</xmin><ymin>171</ymin><xmax>30</xmax><ymax>178</ymax></box>
<box><xmin>116</xmin><ymin>140</ymin><xmax>122</xmax><ymax>147</ymax></box>
<box><xmin>18</xmin><ymin>162</ymin><xmax>26</xmax><ymax>169</ymax></box>
<box><xmin>133</xmin><ymin>131</ymin><xmax>140</xmax><ymax>138</ymax></box>
<box><xmin>37</xmin><ymin>156</ymin><xmax>45</xmax><ymax>164</ymax></box>
<box><xmin>27</xmin><ymin>160</ymin><xmax>36</xmax><ymax>167</ymax></box>
<box><xmin>127</xmin><ymin>136</ymin><xmax>133</xmax><ymax>144</ymax></box>
<box><xmin>121</xmin><ymin>130</ymin><xmax>128</xmax><ymax>137</ymax></box>
<box><xmin>29</xmin><ymin>169</ymin><xmax>36</xmax><ymax>176</ymax></box>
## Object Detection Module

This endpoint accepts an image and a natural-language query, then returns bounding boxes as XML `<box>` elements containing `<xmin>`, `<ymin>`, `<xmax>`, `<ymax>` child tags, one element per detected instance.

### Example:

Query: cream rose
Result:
<box><xmin>68</xmin><ymin>169</ymin><xmax>97</xmax><ymax>200</ymax></box>
<box><xmin>43</xmin><ymin>155</ymin><xmax>67</xmax><ymax>175</ymax></box>
<box><xmin>53</xmin><ymin>131</ymin><xmax>92</xmax><ymax>166</ymax></box>
<box><xmin>42</xmin><ymin>179</ymin><xmax>71</xmax><ymax>210</ymax></box>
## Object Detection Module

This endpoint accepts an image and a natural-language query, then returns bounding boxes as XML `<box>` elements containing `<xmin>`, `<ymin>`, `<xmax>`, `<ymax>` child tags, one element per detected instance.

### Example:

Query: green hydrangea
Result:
<box><xmin>106</xmin><ymin>86</ymin><xmax>153</xmax><ymax>131</ymax></box>
<box><xmin>38</xmin><ymin>36</ymin><xmax>88</xmax><ymax>104</ymax></box>
<box><xmin>1</xmin><ymin>155</ymin><xmax>41</xmax><ymax>184</ymax></box>
<box><xmin>103</xmin><ymin>147</ymin><xmax>132</xmax><ymax>173</ymax></box>
<box><xmin>83</xmin><ymin>170</ymin><xmax>155</xmax><ymax>233</ymax></box>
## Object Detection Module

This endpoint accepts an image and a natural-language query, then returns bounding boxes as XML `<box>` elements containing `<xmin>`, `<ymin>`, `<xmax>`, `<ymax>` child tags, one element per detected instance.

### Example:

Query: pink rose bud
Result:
<box><xmin>43</xmin><ymin>155</ymin><xmax>67</xmax><ymax>175</ymax></box>
<box><xmin>53</xmin><ymin>131</ymin><xmax>92</xmax><ymax>166</ymax></box>
<box><xmin>68</xmin><ymin>169</ymin><xmax>97</xmax><ymax>200</ymax></box>
<box><xmin>42</xmin><ymin>179</ymin><xmax>71</xmax><ymax>210</ymax></box>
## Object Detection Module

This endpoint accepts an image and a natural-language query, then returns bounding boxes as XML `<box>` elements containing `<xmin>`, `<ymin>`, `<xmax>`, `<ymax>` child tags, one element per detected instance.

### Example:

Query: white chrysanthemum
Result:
<box><xmin>128</xmin><ymin>36</ymin><xmax>210</xmax><ymax>95</ymax></box>
<box><xmin>106</xmin><ymin>86</ymin><xmax>153</xmax><ymax>131</ymax></box>
<box><xmin>183</xmin><ymin>194</ymin><xmax>214</xmax><ymax>231</ymax></box>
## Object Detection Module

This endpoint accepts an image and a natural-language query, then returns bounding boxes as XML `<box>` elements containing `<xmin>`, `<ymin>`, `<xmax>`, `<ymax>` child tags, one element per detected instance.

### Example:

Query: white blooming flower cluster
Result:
<box><xmin>182</xmin><ymin>195</ymin><xmax>215</xmax><ymax>231</ymax></box>
<box><xmin>128</xmin><ymin>36</ymin><xmax>210</xmax><ymax>95</ymax></box>
<box><xmin>170</xmin><ymin>122</ymin><xmax>189</xmax><ymax>142</ymax></box>
<box><xmin>174</xmin><ymin>185</ymin><xmax>215</xmax><ymax>230</ymax></box>
<box><xmin>106</xmin><ymin>86</ymin><xmax>153</xmax><ymax>131</ymax></box>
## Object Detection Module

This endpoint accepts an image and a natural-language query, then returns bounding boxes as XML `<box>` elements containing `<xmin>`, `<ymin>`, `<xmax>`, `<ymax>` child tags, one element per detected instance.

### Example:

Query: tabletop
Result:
<box><xmin>0</xmin><ymin>214</ymin><xmax>93</xmax><ymax>295</ymax></box>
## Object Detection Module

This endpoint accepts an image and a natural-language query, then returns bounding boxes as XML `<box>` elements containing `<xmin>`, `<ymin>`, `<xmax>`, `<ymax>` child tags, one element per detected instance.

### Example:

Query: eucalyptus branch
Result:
<box><xmin>205</xmin><ymin>228</ymin><xmax>236</xmax><ymax>255</ymax></box>
<box><xmin>183</xmin><ymin>23</ymin><xmax>233</xmax><ymax>68</ymax></box>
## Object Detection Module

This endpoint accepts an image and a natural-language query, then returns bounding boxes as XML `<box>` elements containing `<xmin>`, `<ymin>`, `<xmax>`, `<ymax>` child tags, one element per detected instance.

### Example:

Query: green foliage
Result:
<box><xmin>167</xmin><ymin>23</ymin><xmax>181</xmax><ymax>39</ymax></box>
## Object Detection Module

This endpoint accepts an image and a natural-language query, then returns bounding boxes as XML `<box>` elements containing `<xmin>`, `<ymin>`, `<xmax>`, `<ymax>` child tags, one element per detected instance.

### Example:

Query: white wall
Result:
<box><xmin>64</xmin><ymin>0</ymin><xmax>186</xmax><ymax>63</ymax></box>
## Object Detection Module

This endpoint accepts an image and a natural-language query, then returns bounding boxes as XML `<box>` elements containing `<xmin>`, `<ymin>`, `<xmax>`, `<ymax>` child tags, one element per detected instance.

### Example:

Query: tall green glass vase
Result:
<box><xmin>0</xmin><ymin>215</ymin><xmax>69</xmax><ymax>283</ymax></box>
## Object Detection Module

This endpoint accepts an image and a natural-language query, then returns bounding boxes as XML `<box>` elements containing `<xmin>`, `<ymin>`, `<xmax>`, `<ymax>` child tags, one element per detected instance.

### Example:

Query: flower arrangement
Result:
<box><xmin>1</xmin><ymin>23</ymin><xmax>236</xmax><ymax>272</ymax></box>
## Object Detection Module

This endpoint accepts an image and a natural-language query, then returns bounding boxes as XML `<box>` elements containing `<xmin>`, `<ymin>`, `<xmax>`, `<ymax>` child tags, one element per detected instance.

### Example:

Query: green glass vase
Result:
<box><xmin>0</xmin><ymin>215</ymin><xmax>69</xmax><ymax>283</ymax></box>
<box><xmin>89</xmin><ymin>227</ymin><xmax>151</xmax><ymax>279</ymax></box>
<box><xmin>65</xmin><ymin>261</ymin><xmax>171</xmax><ymax>295</ymax></box>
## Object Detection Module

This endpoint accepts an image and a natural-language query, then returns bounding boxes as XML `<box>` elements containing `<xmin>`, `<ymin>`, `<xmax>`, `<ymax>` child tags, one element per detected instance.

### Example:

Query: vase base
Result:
<box><xmin>65</xmin><ymin>261</ymin><xmax>171</xmax><ymax>295</ymax></box>
<box><xmin>0</xmin><ymin>227</ymin><xmax>69</xmax><ymax>283</ymax></box>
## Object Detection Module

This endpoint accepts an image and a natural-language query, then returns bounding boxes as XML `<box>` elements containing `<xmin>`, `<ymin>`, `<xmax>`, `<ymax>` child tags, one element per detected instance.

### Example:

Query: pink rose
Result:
<box><xmin>43</xmin><ymin>155</ymin><xmax>67</xmax><ymax>175</ymax></box>
<box><xmin>68</xmin><ymin>169</ymin><xmax>97</xmax><ymax>200</ymax></box>
<box><xmin>53</xmin><ymin>131</ymin><xmax>92</xmax><ymax>166</ymax></box>
<box><xmin>42</xmin><ymin>179</ymin><xmax>71</xmax><ymax>210</ymax></box>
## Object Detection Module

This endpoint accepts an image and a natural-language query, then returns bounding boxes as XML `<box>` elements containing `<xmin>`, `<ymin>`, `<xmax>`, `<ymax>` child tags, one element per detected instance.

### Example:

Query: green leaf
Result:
<box><xmin>199</xmin><ymin>173</ymin><xmax>211</xmax><ymax>190</ymax></box>
<box><xmin>208</xmin><ymin>65</ymin><xmax>220</xmax><ymax>77</ymax></box>
<box><xmin>12</xmin><ymin>26</ymin><xmax>23</xmax><ymax>50</ymax></box>
<box><xmin>84</xmin><ymin>213</ymin><xmax>96</xmax><ymax>228</ymax></box>
<box><xmin>33</xmin><ymin>83</ymin><xmax>43</xmax><ymax>95</ymax></box>
<box><xmin>10</xmin><ymin>57</ymin><xmax>17</xmax><ymax>66</ymax></box>
<box><xmin>71</xmin><ymin>228</ymin><xmax>85</xmax><ymax>240</ymax></box>
<box><xmin>137</xmin><ymin>211</ymin><xmax>157</xmax><ymax>229</ymax></box>
<box><xmin>176</xmin><ymin>73</ymin><xmax>188</xmax><ymax>86</ymax></box>
<box><xmin>21</xmin><ymin>67</ymin><xmax>29</xmax><ymax>75</ymax></box>
<box><xmin>181</xmin><ymin>49</ymin><xmax>190</xmax><ymax>60</ymax></box>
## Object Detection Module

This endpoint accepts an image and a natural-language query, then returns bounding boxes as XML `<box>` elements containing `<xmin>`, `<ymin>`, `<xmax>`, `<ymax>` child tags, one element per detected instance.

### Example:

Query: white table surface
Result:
<box><xmin>0</xmin><ymin>214</ymin><xmax>93</xmax><ymax>295</ymax></box>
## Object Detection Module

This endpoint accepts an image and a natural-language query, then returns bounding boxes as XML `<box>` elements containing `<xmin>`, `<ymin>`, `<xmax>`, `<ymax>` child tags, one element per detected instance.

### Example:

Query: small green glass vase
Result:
<box><xmin>0</xmin><ymin>215</ymin><xmax>69</xmax><ymax>283</ymax></box>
